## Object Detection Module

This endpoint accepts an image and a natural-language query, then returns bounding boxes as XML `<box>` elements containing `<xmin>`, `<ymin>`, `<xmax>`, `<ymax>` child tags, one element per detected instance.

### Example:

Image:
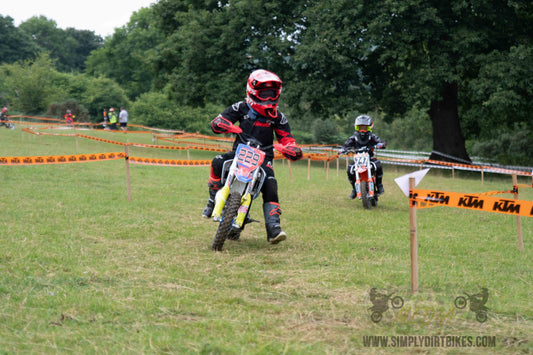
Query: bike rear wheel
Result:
<box><xmin>211</xmin><ymin>191</ymin><xmax>242</xmax><ymax>251</ymax></box>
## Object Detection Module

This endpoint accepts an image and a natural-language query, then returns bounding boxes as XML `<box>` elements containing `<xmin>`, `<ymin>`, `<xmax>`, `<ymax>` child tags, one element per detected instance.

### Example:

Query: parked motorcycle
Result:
<box><xmin>346</xmin><ymin>145</ymin><xmax>384</xmax><ymax>209</ymax></box>
<box><xmin>210</xmin><ymin>134</ymin><xmax>273</xmax><ymax>251</ymax></box>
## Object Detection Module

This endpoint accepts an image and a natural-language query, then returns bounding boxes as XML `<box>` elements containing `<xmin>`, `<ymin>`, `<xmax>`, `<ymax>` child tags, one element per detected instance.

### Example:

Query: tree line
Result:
<box><xmin>1</xmin><ymin>0</ymin><xmax>531</xmax><ymax>165</ymax></box>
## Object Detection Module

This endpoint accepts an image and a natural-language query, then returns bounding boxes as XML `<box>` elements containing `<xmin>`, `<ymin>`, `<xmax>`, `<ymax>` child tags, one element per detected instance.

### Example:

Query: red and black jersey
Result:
<box><xmin>212</xmin><ymin>101</ymin><xmax>297</xmax><ymax>160</ymax></box>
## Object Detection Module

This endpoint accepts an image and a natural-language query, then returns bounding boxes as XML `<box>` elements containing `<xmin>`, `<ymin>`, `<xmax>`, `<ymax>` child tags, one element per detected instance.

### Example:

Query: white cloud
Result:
<box><xmin>2</xmin><ymin>0</ymin><xmax>156</xmax><ymax>37</ymax></box>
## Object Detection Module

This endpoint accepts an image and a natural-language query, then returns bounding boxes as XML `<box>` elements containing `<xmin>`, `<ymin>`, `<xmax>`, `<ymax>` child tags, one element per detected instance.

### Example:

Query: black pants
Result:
<box><xmin>210</xmin><ymin>151</ymin><xmax>278</xmax><ymax>204</ymax></box>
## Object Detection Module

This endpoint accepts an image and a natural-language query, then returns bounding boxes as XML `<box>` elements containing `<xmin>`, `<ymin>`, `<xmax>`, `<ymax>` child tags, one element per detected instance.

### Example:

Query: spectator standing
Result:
<box><xmin>103</xmin><ymin>108</ymin><xmax>109</xmax><ymax>129</ymax></box>
<box><xmin>108</xmin><ymin>108</ymin><xmax>118</xmax><ymax>130</ymax></box>
<box><xmin>119</xmin><ymin>107</ymin><xmax>129</xmax><ymax>132</ymax></box>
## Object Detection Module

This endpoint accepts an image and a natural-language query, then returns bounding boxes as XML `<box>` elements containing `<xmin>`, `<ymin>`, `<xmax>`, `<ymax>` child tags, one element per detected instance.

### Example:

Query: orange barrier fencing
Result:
<box><xmin>409</xmin><ymin>188</ymin><xmax>532</xmax><ymax>217</ymax></box>
<box><xmin>0</xmin><ymin>152</ymin><xmax>125</xmax><ymax>165</ymax></box>
<box><xmin>9</xmin><ymin>119</ymin><xmax>533</xmax><ymax>178</ymax></box>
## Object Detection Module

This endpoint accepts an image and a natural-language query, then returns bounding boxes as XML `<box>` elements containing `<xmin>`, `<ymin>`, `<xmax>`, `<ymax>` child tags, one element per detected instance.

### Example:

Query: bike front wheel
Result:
<box><xmin>361</xmin><ymin>180</ymin><xmax>370</xmax><ymax>209</ymax></box>
<box><xmin>211</xmin><ymin>191</ymin><xmax>242</xmax><ymax>251</ymax></box>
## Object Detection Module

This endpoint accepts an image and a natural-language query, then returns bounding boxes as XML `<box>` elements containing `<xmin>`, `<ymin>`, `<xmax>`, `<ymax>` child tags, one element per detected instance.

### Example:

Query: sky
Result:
<box><xmin>2</xmin><ymin>0</ymin><xmax>157</xmax><ymax>37</ymax></box>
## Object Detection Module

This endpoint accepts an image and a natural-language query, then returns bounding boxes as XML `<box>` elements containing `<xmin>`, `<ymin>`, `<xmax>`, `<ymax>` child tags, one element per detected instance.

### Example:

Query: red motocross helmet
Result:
<box><xmin>246</xmin><ymin>69</ymin><xmax>282</xmax><ymax>118</ymax></box>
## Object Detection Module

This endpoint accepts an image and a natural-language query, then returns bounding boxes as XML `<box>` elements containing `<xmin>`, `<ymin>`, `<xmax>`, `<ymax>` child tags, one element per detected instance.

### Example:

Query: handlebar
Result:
<box><xmin>237</xmin><ymin>132</ymin><xmax>273</xmax><ymax>151</ymax></box>
<box><xmin>338</xmin><ymin>143</ymin><xmax>386</xmax><ymax>155</ymax></box>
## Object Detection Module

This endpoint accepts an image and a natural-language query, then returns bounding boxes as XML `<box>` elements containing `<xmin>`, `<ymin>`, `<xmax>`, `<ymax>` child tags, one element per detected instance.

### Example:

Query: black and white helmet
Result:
<box><xmin>354</xmin><ymin>115</ymin><xmax>374</xmax><ymax>132</ymax></box>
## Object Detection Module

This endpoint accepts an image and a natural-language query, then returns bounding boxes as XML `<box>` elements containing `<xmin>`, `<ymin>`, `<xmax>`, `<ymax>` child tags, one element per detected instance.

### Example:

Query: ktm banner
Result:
<box><xmin>410</xmin><ymin>189</ymin><xmax>533</xmax><ymax>217</ymax></box>
<box><xmin>0</xmin><ymin>152</ymin><xmax>125</xmax><ymax>165</ymax></box>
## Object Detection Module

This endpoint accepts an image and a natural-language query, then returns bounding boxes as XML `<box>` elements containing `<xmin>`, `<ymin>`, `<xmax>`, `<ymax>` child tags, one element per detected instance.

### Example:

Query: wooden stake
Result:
<box><xmin>288</xmin><ymin>160</ymin><xmax>293</xmax><ymax>182</ymax></box>
<box><xmin>307</xmin><ymin>157</ymin><xmax>311</xmax><ymax>180</ymax></box>
<box><xmin>409</xmin><ymin>177</ymin><xmax>418</xmax><ymax>293</ymax></box>
<box><xmin>512</xmin><ymin>174</ymin><xmax>524</xmax><ymax>251</ymax></box>
<box><xmin>125</xmin><ymin>145</ymin><xmax>131</xmax><ymax>202</ymax></box>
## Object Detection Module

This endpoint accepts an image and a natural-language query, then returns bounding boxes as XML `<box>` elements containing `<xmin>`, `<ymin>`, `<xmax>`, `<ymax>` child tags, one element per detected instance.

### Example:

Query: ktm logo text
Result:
<box><xmin>424</xmin><ymin>192</ymin><xmax>450</xmax><ymax>205</ymax></box>
<box><xmin>458</xmin><ymin>195</ymin><xmax>484</xmax><ymax>209</ymax></box>
<box><xmin>492</xmin><ymin>200</ymin><xmax>520</xmax><ymax>214</ymax></box>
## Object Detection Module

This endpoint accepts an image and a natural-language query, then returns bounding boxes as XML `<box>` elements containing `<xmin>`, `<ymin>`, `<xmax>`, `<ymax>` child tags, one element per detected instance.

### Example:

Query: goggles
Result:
<box><xmin>355</xmin><ymin>125</ymin><xmax>371</xmax><ymax>132</ymax></box>
<box><xmin>256</xmin><ymin>88</ymin><xmax>280</xmax><ymax>101</ymax></box>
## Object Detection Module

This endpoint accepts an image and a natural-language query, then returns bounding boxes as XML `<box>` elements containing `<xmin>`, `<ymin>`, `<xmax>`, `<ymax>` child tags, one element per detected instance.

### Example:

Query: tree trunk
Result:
<box><xmin>428</xmin><ymin>82</ymin><xmax>471</xmax><ymax>163</ymax></box>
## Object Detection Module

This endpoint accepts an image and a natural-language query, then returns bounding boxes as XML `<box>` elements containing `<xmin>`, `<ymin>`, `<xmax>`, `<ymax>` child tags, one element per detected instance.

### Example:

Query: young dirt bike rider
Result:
<box><xmin>202</xmin><ymin>69</ymin><xmax>303</xmax><ymax>244</ymax></box>
<box><xmin>0</xmin><ymin>107</ymin><xmax>12</xmax><ymax>128</ymax></box>
<box><xmin>339</xmin><ymin>115</ymin><xmax>386</xmax><ymax>199</ymax></box>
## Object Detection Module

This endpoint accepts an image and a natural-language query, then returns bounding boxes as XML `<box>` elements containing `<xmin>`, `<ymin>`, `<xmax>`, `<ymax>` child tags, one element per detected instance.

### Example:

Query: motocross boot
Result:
<box><xmin>348</xmin><ymin>175</ymin><xmax>357</xmax><ymax>199</ymax></box>
<box><xmin>376</xmin><ymin>176</ymin><xmax>384</xmax><ymax>195</ymax></box>
<box><xmin>374</xmin><ymin>161</ymin><xmax>384</xmax><ymax>195</ymax></box>
<box><xmin>202</xmin><ymin>187</ymin><xmax>217</xmax><ymax>218</ymax></box>
<box><xmin>263</xmin><ymin>202</ymin><xmax>286</xmax><ymax>244</ymax></box>
<box><xmin>349</xmin><ymin>183</ymin><xmax>357</xmax><ymax>199</ymax></box>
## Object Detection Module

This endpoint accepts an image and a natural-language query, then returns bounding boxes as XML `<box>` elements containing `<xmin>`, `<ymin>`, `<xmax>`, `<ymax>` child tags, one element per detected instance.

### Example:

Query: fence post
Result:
<box><xmin>409</xmin><ymin>177</ymin><xmax>418</xmax><ymax>293</ymax></box>
<box><xmin>512</xmin><ymin>174</ymin><xmax>524</xmax><ymax>251</ymax></box>
<box><xmin>125</xmin><ymin>144</ymin><xmax>131</xmax><ymax>202</ymax></box>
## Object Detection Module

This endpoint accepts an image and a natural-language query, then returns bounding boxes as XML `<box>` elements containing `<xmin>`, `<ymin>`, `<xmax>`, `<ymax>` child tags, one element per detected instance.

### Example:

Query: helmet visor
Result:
<box><xmin>355</xmin><ymin>125</ymin><xmax>371</xmax><ymax>132</ymax></box>
<box><xmin>256</xmin><ymin>88</ymin><xmax>280</xmax><ymax>101</ymax></box>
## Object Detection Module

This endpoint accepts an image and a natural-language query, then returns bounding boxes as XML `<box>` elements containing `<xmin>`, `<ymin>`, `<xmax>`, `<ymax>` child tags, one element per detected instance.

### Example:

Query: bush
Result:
<box><xmin>312</xmin><ymin>119</ymin><xmax>344</xmax><ymax>144</ymax></box>
<box><xmin>469</xmin><ymin>122</ymin><xmax>533</xmax><ymax>166</ymax></box>
<box><xmin>131</xmin><ymin>90</ymin><xmax>223</xmax><ymax>134</ymax></box>
<box><xmin>48</xmin><ymin>99</ymin><xmax>89</xmax><ymax>122</ymax></box>
<box><xmin>378</xmin><ymin>108</ymin><xmax>432</xmax><ymax>151</ymax></box>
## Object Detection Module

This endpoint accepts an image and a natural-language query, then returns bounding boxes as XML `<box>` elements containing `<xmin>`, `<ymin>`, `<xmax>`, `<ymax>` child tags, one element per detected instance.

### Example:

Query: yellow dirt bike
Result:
<box><xmin>210</xmin><ymin>134</ymin><xmax>270</xmax><ymax>251</ymax></box>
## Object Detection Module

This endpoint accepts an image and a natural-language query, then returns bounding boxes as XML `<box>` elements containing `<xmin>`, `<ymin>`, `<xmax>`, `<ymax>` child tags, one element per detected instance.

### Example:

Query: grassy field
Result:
<box><xmin>0</xmin><ymin>127</ymin><xmax>531</xmax><ymax>354</ymax></box>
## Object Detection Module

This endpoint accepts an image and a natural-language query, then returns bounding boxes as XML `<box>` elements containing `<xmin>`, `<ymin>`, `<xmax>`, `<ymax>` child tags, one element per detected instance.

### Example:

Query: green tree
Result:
<box><xmin>0</xmin><ymin>15</ymin><xmax>39</xmax><ymax>64</ymax></box>
<box><xmin>294</xmin><ymin>0</ymin><xmax>532</xmax><ymax>163</ymax></box>
<box><xmin>19</xmin><ymin>16</ymin><xmax>103</xmax><ymax>72</ymax></box>
<box><xmin>85</xmin><ymin>8</ymin><xmax>163</xmax><ymax>99</ymax></box>
<box><xmin>1</xmin><ymin>54</ymin><xmax>59</xmax><ymax>113</ymax></box>
<box><xmin>150</xmin><ymin>0</ymin><xmax>305</xmax><ymax>107</ymax></box>
<box><xmin>357</xmin><ymin>0</ymin><xmax>531</xmax><ymax>163</ymax></box>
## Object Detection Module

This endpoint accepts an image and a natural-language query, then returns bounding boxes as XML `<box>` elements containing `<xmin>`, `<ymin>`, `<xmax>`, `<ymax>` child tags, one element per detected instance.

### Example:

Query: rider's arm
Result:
<box><xmin>211</xmin><ymin>102</ymin><xmax>246</xmax><ymax>134</ymax></box>
<box><xmin>339</xmin><ymin>136</ymin><xmax>356</xmax><ymax>153</ymax></box>
<box><xmin>372</xmin><ymin>134</ymin><xmax>386</xmax><ymax>149</ymax></box>
<box><xmin>273</xmin><ymin>114</ymin><xmax>303</xmax><ymax>161</ymax></box>
<box><xmin>211</xmin><ymin>115</ymin><xmax>242</xmax><ymax>134</ymax></box>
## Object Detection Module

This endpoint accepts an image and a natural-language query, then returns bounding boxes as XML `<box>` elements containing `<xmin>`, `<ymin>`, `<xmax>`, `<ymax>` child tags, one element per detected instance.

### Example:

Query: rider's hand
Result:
<box><xmin>375</xmin><ymin>143</ymin><xmax>386</xmax><ymax>149</ymax></box>
<box><xmin>274</xmin><ymin>143</ymin><xmax>303</xmax><ymax>161</ymax></box>
<box><xmin>211</xmin><ymin>116</ymin><xmax>242</xmax><ymax>134</ymax></box>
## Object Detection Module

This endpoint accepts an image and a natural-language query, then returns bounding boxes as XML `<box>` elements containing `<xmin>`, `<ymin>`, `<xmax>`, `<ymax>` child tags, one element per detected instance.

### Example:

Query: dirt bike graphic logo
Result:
<box><xmin>368</xmin><ymin>288</ymin><xmax>404</xmax><ymax>323</ymax></box>
<box><xmin>455</xmin><ymin>288</ymin><xmax>489</xmax><ymax>323</ymax></box>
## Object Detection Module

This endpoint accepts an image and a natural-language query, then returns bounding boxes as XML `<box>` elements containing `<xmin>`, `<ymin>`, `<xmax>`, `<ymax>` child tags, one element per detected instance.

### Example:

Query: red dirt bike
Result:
<box><xmin>346</xmin><ymin>145</ymin><xmax>384</xmax><ymax>209</ymax></box>
<box><xmin>211</xmin><ymin>134</ymin><xmax>292</xmax><ymax>251</ymax></box>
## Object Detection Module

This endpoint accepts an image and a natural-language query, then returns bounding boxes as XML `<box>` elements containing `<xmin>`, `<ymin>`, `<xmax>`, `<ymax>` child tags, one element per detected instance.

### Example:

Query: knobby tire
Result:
<box><xmin>211</xmin><ymin>191</ymin><xmax>242</xmax><ymax>251</ymax></box>
<box><xmin>361</xmin><ymin>180</ymin><xmax>370</xmax><ymax>209</ymax></box>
